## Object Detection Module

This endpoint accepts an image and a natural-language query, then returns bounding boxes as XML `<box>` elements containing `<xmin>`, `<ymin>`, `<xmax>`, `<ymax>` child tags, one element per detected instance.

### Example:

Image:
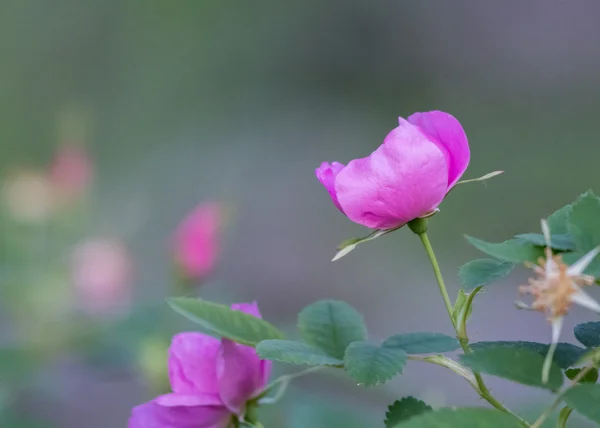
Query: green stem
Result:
<box><xmin>556</xmin><ymin>407</ymin><xmax>573</xmax><ymax>428</ymax></box>
<box><xmin>416</xmin><ymin>230</ymin><xmax>530</xmax><ymax>427</ymax></box>
<box><xmin>417</xmin><ymin>232</ymin><xmax>456</xmax><ymax>330</ymax></box>
<box><xmin>532</xmin><ymin>366</ymin><xmax>595</xmax><ymax>428</ymax></box>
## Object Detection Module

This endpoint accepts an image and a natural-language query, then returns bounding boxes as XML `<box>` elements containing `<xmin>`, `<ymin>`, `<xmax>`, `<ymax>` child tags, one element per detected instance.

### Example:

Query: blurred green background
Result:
<box><xmin>1</xmin><ymin>1</ymin><xmax>600</xmax><ymax>427</ymax></box>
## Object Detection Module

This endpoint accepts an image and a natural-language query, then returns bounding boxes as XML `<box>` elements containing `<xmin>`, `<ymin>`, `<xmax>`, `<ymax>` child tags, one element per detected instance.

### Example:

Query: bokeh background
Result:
<box><xmin>2</xmin><ymin>1</ymin><xmax>600</xmax><ymax>427</ymax></box>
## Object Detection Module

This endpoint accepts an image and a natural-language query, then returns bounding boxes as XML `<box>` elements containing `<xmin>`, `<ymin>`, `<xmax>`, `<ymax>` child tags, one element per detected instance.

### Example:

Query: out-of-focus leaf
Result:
<box><xmin>382</xmin><ymin>333</ymin><xmax>460</xmax><ymax>354</ymax></box>
<box><xmin>465</xmin><ymin>237</ymin><xmax>544</xmax><ymax>264</ymax></box>
<box><xmin>458</xmin><ymin>258</ymin><xmax>514</xmax><ymax>291</ymax></box>
<box><xmin>385</xmin><ymin>397</ymin><xmax>432</xmax><ymax>427</ymax></box>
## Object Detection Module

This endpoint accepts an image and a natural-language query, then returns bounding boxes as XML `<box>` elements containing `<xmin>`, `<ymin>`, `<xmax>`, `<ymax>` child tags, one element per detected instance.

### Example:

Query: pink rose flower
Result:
<box><xmin>129</xmin><ymin>302</ymin><xmax>271</xmax><ymax>428</ymax></box>
<box><xmin>173</xmin><ymin>202</ymin><xmax>221</xmax><ymax>281</ymax></box>
<box><xmin>70</xmin><ymin>237</ymin><xmax>133</xmax><ymax>317</ymax></box>
<box><xmin>316</xmin><ymin>111</ymin><xmax>470</xmax><ymax>229</ymax></box>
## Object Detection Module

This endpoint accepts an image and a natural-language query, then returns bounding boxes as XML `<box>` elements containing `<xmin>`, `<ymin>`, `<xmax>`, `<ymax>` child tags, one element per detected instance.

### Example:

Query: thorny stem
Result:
<box><xmin>417</xmin><ymin>231</ymin><xmax>530</xmax><ymax>427</ymax></box>
<box><xmin>532</xmin><ymin>366</ymin><xmax>596</xmax><ymax>428</ymax></box>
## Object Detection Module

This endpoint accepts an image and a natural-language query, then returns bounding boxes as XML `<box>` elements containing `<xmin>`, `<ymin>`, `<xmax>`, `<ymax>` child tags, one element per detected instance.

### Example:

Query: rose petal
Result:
<box><xmin>217</xmin><ymin>339</ymin><xmax>264</xmax><ymax>414</ymax></box>
<box><xmin>335</xmin><ymin>120</ymin><xmax>448</xmax><ymax>229</ymax></box>
<box><xmin>407</xmin><ymin>111</ymin><xmax>470</xmax><ymax>189</ymax></box>
<box><xmin>168</xmin><ymin>333</ymin><xmax>221</xmax><ymax>396</ymax></box>
<box><xmin>230</xmin><ymin>301</ymin><xmax>262</xmax><ymax>318</ymax></box>
<box><xmin>315</xmin><ymin>161</ymin><xmax>346</xmax><ymax>213</ymax></box>
<box><xmin>129</xmin><ymin>395</ymin><xmax>230</xmax><ymax>428</ymax></box>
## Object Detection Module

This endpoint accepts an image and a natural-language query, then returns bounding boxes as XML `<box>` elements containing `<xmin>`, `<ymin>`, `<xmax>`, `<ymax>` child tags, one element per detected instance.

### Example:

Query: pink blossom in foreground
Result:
<box><xmin>173</xmin><ymin>202</ymin><xmax>221</xmax><ymax>281</ymax></box>
<box><xmin>128</xmin><ymin>302</ymin><xmax>271</xmax><ymax>428</ymax></box>
<box><xmin>50</xmin><ymin>143</ymin><xmax>93</xmax><ymax>202</ymax></box>
<box><xmin>316</xmin><ymin>111</ymin><xmax>470</xmax><ymax>229</ymax></box>
<box><xmin>70</xmin><ymin>238</ymin><xmax>133</xmax><ymax>317</ymax></box>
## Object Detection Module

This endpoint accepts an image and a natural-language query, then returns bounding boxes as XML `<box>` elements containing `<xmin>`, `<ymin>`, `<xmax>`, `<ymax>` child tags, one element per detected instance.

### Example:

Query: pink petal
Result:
<box><xmin>334</xmin><ymin>120</ymin><xmax>449</xmax><ymax>229</ymax></box>
<box><xmin>315</xmin><ymin>161</ymin><xmax>346</xmax><ymax>213</ymax></box>
<box><xmin>217</xmin><ymin>339</ymin><xmax>264</xmax><ymax>414</ymax></box>
<box><xmin>407</xmin><ymin>111</ymin><xmax>470</xmax><ymax>189</ymax></box>
<box><xmin>168</xmin><ymin>333</ymin><xmax>221</xmax><ymax>396</ymax></box>
<box><xmin>129</xmin><ymin>394</ymin><xmax>230</xmax><ymax>428</ymax></box>
<box><xmin>230</xmin><ymin>301</ymin><xmax>262</xmax><ymax>318</ymax></box>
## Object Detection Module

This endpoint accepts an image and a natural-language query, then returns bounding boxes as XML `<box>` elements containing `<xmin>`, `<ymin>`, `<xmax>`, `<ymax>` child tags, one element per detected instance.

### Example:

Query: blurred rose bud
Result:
<box><xmin>50</xmin><ymin>143</ymin><xmax>93</xmax><ymax>204</ymax></box>
<box><xmin>1</xmin><ymin>170</ymin><xmax>55</xmax><ymax>223</ymax></box>
<box><xmin>70</xmin><ymin>237</ymin><xmax>133</xmax><ymax>317</ymax></box>
<box><xmin>172</xmin><ymin>202</ymin><xmax>221</xmax><ymax>282</ymax></box>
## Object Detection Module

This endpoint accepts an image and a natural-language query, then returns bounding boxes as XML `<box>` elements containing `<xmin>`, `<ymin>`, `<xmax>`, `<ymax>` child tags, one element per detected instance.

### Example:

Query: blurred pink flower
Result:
<box><xmin>50</xmin><ymin>143</ymin><xmax>93</xmax><ymax>202</ymax></box>
<box><xmin>129</xmin><ymin>302</ymin><xmax>271</xmax><ymax>428</ymax></box>
<box><xmin>70</xmin><ymin>238</ymin><xmax>133</xmax><ymax>317</ymax></box>
<box><xmin>173</xmin><ymin>202</ymin><xmax>221</xmax><ymax>281</ymax></box>
<box><xmin>316</xmin><ymin>111</ymin><xmax>470</xmax><ymax>229</ymax></box>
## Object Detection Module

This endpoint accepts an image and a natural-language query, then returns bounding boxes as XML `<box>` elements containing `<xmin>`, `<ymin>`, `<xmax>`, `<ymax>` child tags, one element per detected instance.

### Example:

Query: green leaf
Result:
<box><xmin>344</xmin><ymin>341</ymin><xmax>407</xmax><ymax>387</ymax></box>
<box><xmin>332</xmin><ymin>228</ymin><xmax>398</xmax><ymax>261</ymax></box>
<box><xmin>465</xmin><ymin>236</ymin><xmax>544</xmax><ymax>264</ymax></box>
<box><xmin>458</xmin><ymin>259</ymin><xmax>514</xmax><ymax>291</ymax></box>
<box><xmin>389</xmin><ymin>408</ymin><xmax>523</xmax><ymax>428</ymax></box>
<box><xmin>298</xmin><ymin>300</ymin><xmax>367</xmax><ymax>360</ymax></box>
<box><xmin>568</xmin><ymin>191</ymin><xmax>600</xmax><ymax>252</ymax></box>
<box><xmin>382</xmin><ymin>333</ymin><xmax>460</xmax><ymax>354</ymax></box>
<box><xmin>256</xmin><ymin>340</ymin><xmax>343</xmax><ymax>366</ymax></box>
<box><xmin>547</xmin><ymin>204</ymin><xmax>573</xmax><ymax>235</ymax></box>
<box><xmin>515</xmin><ymin>233</ymin><xmax>575</xmax><ymax>251</ymax></box>
<box><xmin>460</xmin><ymin>345</ymin><xmax>563</xmax><ymax>390</ymax></box>
<box><xmin>574</xmin><ymin>322</ymin><xmax>600</xmax><ymax>348</ymax></box>
<box><xmin>564</xmin><ymin>384</ymin><xmax>600</xmax><ymax>424</ymax></box>
<box><xmin>385</xmin><ymin>397</ymin><xmax>432</xmax><ymax>427</ymax></box>
<box><xmin>167</xmin><ymin>297</ymin><xmax>285</xmax><ymax>346</ymax></box>
<box><xmin>565</xmin><ymin>367</ymin><xmax>598</xmax><ymax>384</ymax></box>
<box><xmin>471</xmin><ymin>341</ymin><xmax>586</xmax><ymax>369</ymax></box>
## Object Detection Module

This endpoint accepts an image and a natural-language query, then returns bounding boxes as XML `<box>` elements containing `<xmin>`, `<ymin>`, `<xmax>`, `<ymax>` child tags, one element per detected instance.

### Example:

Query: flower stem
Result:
<box><xmin>532</xmin><ymin>366</ymin><xmax>596</xmax><ymax>428</ymax></box>
<box><xmin>416</xmin><ymin>230</ymin><xmax>530</xmax><ymax>427</ymax></box>
<box><xmin>417</xmin><ymin>232</ymin><xmax>456</xmax><ymax>330</ymax></box>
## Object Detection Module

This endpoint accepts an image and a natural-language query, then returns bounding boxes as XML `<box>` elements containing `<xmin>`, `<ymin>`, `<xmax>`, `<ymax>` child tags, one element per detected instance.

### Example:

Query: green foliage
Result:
<box><xmin>460</xmin><ymin>345</ymin><xmax>563</xmax><ymax>390</ymax></box>
<box><xmin>389</xmin><ymin>408</ymin><xmax>523</xmax><ymax>428</ymax></box>
<box><xmin>298</xmin><ymin>300</ymin><xmax>367</xmax><ymax>360</ymax></box>
<box><xmin>568</xmin><ymin>191</ymin><xmax>600</xmax><ymax>252</ymax></box>
<box><xmin>332</xmin><ymin>229</ymin><xmax>398</xmax><ymax>261</ymax></box>
<box><xmin>547</xmin><ymin>203</ymin><xmax>573</xmax><ymax>234</ymax></box>
<box><xmin>471</xmin><ymin>341</ymin><xmax>586</xmax><ymax>369</ymax></box>
<box><xmin>515</xmin><ymin>233</ymin><xmax>575</xmax><ymax>251</ymax></box>
<box><xmin>0</xmin><ymin>347</ymin><xmax>38</xmax><ymax>386</ymax></box>
<box><xmin>452</xmin><ymin>290</ymin><xmax>469</xmax><ymax>321</ymax></box>
<box><xmin>563</xmin><ymin>384</ymin><xmax>600</xmax><ymax>424</ymax></box>
<box><xmin>256</xmin><ymin>340</ymin><xmax>343</xmax><ymax>366</ymax></box>
<box><xmin>343</xmin><ymin>341</ymin><xmax>407</xmax><ymax>387</ymax></box>
<box><xmin>464</xmin><ymin>236</ymin><xmax>544</xmax><ymax>263</ymax></box>
<box><xmin>562</xmin><ymin>252</ymin><xmax>600</xmax><ymax>277</ymax></box>
<box><xmin>382</xmin><ymin>333</ymin><xmax>460</xmax><ymax>354</ymax></box>
<box><xmin>574</xmin><ymin>321</ymin><xmax>600</xmax><ymax>348</ymax></box>
<box><xmin>458</xmin><ymin>258</ymin><xmax>514</xmax><ymax>291</ymax></box>
<box><xmin>167</xmin><ymin>297</ymin><xmax>285</xmax><ymax>346</ymax></box>
<box><xmin>384</xmin><ymin>397</ymin><xmax>432</xmax><ymax>427</ymax></box>
<box><xmin>565</xmin><ymin>367</ymin><xmax>598</xmax><ymax>384</ymax></box>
